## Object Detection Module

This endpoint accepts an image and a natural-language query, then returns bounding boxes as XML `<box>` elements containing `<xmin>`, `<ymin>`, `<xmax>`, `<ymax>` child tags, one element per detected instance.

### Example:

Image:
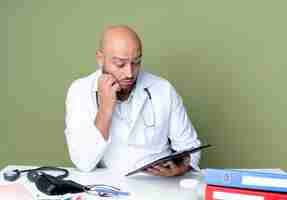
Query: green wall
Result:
<box><xmin>1</xmin><ymin>0</ymin><xmax>287</xmax><ymax>170</ymax></box>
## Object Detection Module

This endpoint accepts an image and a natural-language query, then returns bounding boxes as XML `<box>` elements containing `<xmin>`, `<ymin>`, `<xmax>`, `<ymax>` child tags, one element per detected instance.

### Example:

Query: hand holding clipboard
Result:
<box><xmin>125</xmin><ymin>144</ymin><xmax>212</xmax><ymax>176</ymax></box>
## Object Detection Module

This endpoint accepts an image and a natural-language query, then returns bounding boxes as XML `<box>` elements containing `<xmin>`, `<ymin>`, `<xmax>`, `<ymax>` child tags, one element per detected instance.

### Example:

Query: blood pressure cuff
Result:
<box><xmin>29</xmin><ymin>172</ymin><xmax>85</xmax><ymax>195</ymax></box>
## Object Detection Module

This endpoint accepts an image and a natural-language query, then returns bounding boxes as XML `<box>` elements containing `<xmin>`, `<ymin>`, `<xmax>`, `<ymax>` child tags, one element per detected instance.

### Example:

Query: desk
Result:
<box><xmin>0</xmin><ymin>165</ymin><xmax>206</xmax><ymax>200</ymax></box>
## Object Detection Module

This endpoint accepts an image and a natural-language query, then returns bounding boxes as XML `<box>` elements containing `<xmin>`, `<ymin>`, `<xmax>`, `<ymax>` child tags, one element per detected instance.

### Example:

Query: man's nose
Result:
<box><xmin>124</xmin><ymin>64</ymin><xmax>133</xmax><ymax>78</ymax></box>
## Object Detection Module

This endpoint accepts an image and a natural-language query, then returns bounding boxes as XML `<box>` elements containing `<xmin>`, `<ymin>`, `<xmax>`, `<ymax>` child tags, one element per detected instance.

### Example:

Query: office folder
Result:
<box><xmin>125</xmin><ymin>144</ymin><xmax>212</xmax><ymax>176</ymax></box>
<box><xmin>206</xmin><ymin>185</ymin><xmax>287</xmax><ymax>200</ymax></box>
<box><xmin>204</xmin><ymin>168</ymin><xmax>287</xmax><ymax>193</ymax></box>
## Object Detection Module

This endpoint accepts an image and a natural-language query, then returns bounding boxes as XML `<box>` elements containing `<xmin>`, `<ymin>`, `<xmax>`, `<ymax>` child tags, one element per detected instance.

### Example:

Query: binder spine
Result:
<box><xmin>206</xmin><ymin>185</ymin><xmax>286</xmax><ymax>200</ymax></box>
<box><xmin>204</xmin><ymin>169</ymin><xmax>287</xmax><ymax>193</ymax></box>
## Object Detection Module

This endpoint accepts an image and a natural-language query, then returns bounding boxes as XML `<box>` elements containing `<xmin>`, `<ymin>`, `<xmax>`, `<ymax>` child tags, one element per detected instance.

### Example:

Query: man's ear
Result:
<box><xmin>96</xmin><ymin>50</ymin><xmax>104</xmax><ymax>68</ymax></box>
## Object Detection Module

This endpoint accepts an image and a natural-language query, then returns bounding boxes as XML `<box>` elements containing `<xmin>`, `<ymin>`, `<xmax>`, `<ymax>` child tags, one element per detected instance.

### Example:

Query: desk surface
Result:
<box><xmin>0</xmin><ymin>165</ymin><xmax>206</xmax><ymax>200</ymax></box>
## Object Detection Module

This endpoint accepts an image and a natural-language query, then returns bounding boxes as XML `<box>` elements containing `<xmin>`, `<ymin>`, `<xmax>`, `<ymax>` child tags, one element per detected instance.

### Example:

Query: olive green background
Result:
<box><xmin>1</xmin><ymin>1</ymin><xmax>286</xmax><ymax>170</ymax></box>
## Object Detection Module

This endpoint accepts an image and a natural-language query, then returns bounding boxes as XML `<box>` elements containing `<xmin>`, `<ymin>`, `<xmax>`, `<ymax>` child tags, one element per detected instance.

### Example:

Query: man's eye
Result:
<box><xmin>111</xmin><ymin>58</ymin><xmax>142</xmax><ymax>67</ymax></box>
<box><xmin>114</xmin><ymin>62</ymin><xmax>125</xmax><ymax>68</ymax></box>
<box><xmin>116</xmin><ymin>64</ymin><xmax>125</xmax><ymax>68</ymax></box>
<box><xmin>112</xmin><ymin>60</ymin><xmax>124</xmax><ymax>67</ymax></box>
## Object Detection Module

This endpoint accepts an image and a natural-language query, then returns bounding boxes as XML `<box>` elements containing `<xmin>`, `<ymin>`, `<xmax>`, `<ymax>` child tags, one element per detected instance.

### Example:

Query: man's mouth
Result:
<box><xmin>120</xmin><ymin>79</ymin><xmax>135</xmax><ymax>86</ymax></box>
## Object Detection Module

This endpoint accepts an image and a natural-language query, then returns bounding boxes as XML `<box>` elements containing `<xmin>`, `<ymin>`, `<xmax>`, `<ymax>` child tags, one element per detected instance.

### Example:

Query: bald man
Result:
<box><xmin>65</xmin><ymin>25</ymin><xmax>201</xmax><ymax>176</ymax></box>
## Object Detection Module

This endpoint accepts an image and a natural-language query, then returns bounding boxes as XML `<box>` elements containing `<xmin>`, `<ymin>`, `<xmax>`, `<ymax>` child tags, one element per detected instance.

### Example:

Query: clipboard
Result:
<box><xmin>125</xmin><ymin>144</ymin><xmax>212</xmax><ymax>176</ymax></box>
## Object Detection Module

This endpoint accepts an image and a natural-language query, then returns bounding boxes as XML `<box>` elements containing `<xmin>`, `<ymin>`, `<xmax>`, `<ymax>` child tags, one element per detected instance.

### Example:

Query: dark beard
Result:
<box><xmin>116</xmin><ymin>82</ymin><xmax>136</xmax><ymax>101</ymax></box>
<box><xmin>116</xmin><ymin>89</ymin><xmax>127</xmax><ymax>101</ymax></box>
<box><xmin>102</xmin><ymin>67</ymin><xmax>136</xmax><ymax>101</ymax></box>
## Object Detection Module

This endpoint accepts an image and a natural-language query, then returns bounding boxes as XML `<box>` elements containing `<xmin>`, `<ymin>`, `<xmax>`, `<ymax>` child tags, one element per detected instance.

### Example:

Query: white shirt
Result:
<box><xmin>65</xmin><ymin>69</ymin><xmax>201</xmax><ymax>175</ymax></box>
<box><xmin>115</xmin><ymin>92</ymin><xmax>134</xmax><ymax>125</ymax></box>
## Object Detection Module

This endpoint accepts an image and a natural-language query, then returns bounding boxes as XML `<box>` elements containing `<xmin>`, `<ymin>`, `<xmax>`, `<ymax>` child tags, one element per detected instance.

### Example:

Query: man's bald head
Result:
<box><xmin>95</xmin><ymin>25</ymin><xmax>142</xmax><ymax>99</ymax></box>
<box><xmin>99</xmin><ymin>25</ymin><xmax>142</xmax><ymax>56</ymax></box>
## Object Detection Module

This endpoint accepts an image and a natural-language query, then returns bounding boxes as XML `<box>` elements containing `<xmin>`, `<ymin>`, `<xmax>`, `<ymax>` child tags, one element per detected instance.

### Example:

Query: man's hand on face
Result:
<box><xmin>95</xmin><ymin>73</ymin><xmax>120</xmax><ymax>140</ymax></box>
<box><xmin>145</xmin><ymin>156</ymin><xmax>192</xmax><ymax>177</ymax></box>
<box><xmin>97</xmin><ymin>73</ymin><xmax>121</xmax><ymax>115</ymax></box>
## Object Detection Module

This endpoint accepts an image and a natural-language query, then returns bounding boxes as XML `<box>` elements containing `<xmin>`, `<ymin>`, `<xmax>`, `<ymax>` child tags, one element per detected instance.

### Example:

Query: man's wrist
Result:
<box><xmin>98</xmin><ymin>105</ymin><xmax>114</xmax><ymax>117</ymax></box>
<box><xmin>95</xmin><ymin>111</ymin><xmax>113</xmax><ymax>140</ymax></box>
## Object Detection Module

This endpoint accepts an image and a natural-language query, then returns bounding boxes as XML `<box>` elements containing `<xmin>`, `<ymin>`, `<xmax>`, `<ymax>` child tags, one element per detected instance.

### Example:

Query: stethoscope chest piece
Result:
<box><xmin>3</xmin><ymin>169</ymin><xmax>21</xmax><ymax>182</ymax></box>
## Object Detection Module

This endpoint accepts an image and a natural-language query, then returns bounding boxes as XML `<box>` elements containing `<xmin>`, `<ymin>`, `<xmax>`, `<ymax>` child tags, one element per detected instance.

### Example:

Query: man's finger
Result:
<box><xmin>100</xmin><ymin>73</ymin><xmax>116</xmax><ymax>83</ymax></box>
<box><xmin>111</xmin><ymin>82</ymin><xmax>121</xmax><ymax>92</ymax></box>
<box><xmin>145</xmin><ymin>168</ymin><xmax>160</xmax><ymax>175</ymax></box>
<box><xmin>153</xmin><ymin>165</ymin><xmax>164</xmax><ymax>171</ymax></box>
<box><xmin>146</xmin><ymin>168</ymin><xmax>164</xmax><ymax>176</ymax></box>
<box><xmin>162</xmin><ymin>161</ymin><xmax>176</xmax><ymax>169</ymax></box>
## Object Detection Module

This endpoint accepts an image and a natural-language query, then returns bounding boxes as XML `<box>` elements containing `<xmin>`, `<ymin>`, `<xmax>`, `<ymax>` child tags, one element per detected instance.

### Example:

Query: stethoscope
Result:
<box><xmin>3</xmin><ymin>167</ymin><xmax>129</xmax><ymax>197</ymax></box>
<box><xmin>3</xmin><ymin>166</ymin><xmax>69</xmax><ymax>182</ymax></box>
<box><xmin>91</xmin><ymin>79</ymin><xmax>156</xmax><ymax>128</ymax></box>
